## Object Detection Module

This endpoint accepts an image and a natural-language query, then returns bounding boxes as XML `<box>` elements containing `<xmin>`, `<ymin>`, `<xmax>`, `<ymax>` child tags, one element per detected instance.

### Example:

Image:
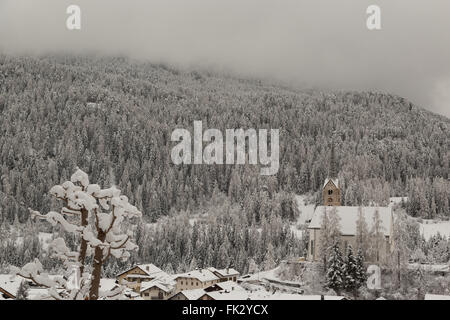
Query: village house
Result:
<box><xmin>307</xmin><ymin>178</ymin><xmax>394</xmax><ymax>263</ymax></box>
<box><xmin>174</xmin><ymin>269</ymin><xmax>221</xmax><ymax>292</ymax></box>
<box><xmin>207</xmin><ymin>267</ymin><xmax>240</xmax><ymax>282</ymax></box>
<box><xmin>169</xmin><ymin>280</ymin><xmax>244</xmax><ymax>300</ymax></box>
<box><xmin>116</xmin><ymin>264</ymin><xmax>168</xmax><ymax>292</ymax></box>
<box><xmin>140</xmin><ymin>280</ymin><xmax>173</xmax><ymax>300</ymax></box>
<box><xmin>204</xmin><ymin>280</ymin><xmax>243</xmax><ymax>293</ymax></box>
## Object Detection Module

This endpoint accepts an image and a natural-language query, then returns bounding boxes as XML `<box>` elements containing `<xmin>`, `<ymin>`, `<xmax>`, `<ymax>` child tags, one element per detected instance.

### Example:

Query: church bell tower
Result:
<box><xmin>323</xmin><ymin>143</ymin><xmax>340</xmax><ymax>206</ymax></box>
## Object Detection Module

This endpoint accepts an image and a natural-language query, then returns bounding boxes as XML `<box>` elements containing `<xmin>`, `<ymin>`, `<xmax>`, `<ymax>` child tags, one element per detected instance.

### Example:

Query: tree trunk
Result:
<box><xmin>397</xmin><ymin>251</ymin><xmax>401</xmax><ymax>288</ymax></box>
<box><xmin>78</xmin><ymin>208</ymin><xmax>88</xmax><ymax>275</ymax></box>
<box><xmin>89</xmin><ymin>231</ymin><xmax>106</xmax><ymax>300</ymax></box>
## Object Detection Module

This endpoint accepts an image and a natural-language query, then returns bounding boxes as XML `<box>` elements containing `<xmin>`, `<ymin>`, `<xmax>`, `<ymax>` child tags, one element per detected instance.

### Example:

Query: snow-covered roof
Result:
<box><xmin>176</xmin><ymin>269</ymin><xmax>219</xmax><ymax>282</ymax></box>
<box><xmin>137</xmin><ymin>264</ymin><xmax>164</xmax><ymax>276</ymax></box>
<box><xmin>323</xmin><ymin>178</ymin><xmax>339</xmax><ymax>189</ymax></box>
<box><xmin>205</xmin><ymin>290</ymin><xmax>250</xmax><ymax>300</ymax></box>
<box><xmin>117</xmin><ymin>263</ymin><xmax>165</xmax><ymax>278</ymax></box>
<box><xmin>208</xmin><ymin>267</ymin><xmax>239</xmax><ymax>278</ymax></box>
<box><xmin>124</xmin><ymin>288</ymin><xmax>140</xmax><ymax>298</ymax></box>
<box><xmin>100</xmin><ymin>278</ymin><xmax>119</xmax><ymax>292</ymax></box>
<box><xmin>140</xmin><ymin>279</ymin><xmax>173</xmax><ymax>293</ymax></box>
<box><xmin>213</xmin><ymin>281</ymin><xmax>245</xmax><ymax>292</ymax></box>
<box><xmin>424</xmin><ymin>294</ymin><xmax>450</xmax><ymax>300</ymax></box>
<box><xmin>177</xmin><ymin>288</ymin><xmax>206</xmax><ymax>300</ymax></box>
<box><xmin>308</xmin><ymin>206</ymin><xmax>393</xmax><ymax>236</ymax></box>
<box><xmin>124</xmin><ymin>274</ymin><xmax>154</xmax><ymax>279</ymax></box>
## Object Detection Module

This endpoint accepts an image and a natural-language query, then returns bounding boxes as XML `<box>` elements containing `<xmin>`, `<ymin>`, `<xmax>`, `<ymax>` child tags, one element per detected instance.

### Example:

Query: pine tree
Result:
<box><xmin>326</xmin><ymin>242</ymin><xmax>344</xmax><ymax>295</ymax></box>
<box><xmin>328</xmin><ymin>144</ymin><xmax>338</xmax><ymax>178</ymax></box>
<box><xmin>318</xmin><ymin>207</ymin><xmax>331</xmax><ymax>271</ymax></box>
<box><xmin>248</xmin><ymin>258</ymin><xmax>259</xmax><ymax>274</ymax></box>
<box><xmin>369</xmin><ymin>208</ymin><xmax>385</xmax><ymax>264</ymax></box>
<box><xmin>189</xmin><ymin>257</ymin><xmax>198</xmax><ymax>271</ymax></box>
<box><xmin>263</xmin><ymin>244</ymin><xmax>276</xmax><ymax>271</ymax></box>
<box><xmin>355</xmin><ymin>248</ymin><xmax>367</xmax><ymax>287</ymax></box>
<box><xmin>389</xmin><ymin>211</ymin><xmax>411</xmax><ymax>289</ymax></box>
<box><xmin>343</xmin><ymin>245</ymin><xmax>359</xmax><ymax>295</ymax></box>
<box><xmin>355</xmin><ymin>207</ymin><xmax>370</xmax><ymax>259</ymax></box>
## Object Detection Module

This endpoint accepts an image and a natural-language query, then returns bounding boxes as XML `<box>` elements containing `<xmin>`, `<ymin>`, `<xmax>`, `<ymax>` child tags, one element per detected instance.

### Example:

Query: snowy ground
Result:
<box><xmin>289</xmin><ymin>195</ymin><xmax>316</xmax><ymax>239</ymax></box>
<box><xmin>419</xmin><ymin>220</ymin><xmax>450</xmax><ymax>240</ymax></box>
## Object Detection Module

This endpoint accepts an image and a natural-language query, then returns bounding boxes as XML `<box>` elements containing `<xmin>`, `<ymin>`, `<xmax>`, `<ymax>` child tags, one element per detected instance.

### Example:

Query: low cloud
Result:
<box><xmin>0</xmin><ymin>0</ymin><xmax>449</xmax><ymax>117</ymax></box>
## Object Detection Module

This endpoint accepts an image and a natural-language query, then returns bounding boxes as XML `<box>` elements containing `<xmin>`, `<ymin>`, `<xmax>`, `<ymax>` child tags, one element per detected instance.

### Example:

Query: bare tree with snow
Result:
<box><xmin>11</xmin><ymin>168</ymin><xmax>142</xmax><ymax>300</ymax></box>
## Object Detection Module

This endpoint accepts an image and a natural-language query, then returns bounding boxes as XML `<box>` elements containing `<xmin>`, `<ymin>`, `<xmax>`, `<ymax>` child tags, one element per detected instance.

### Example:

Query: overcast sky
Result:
<box><xmin>0</xmin><ymin>0</ymin><xmax>449</xmax><ymax>117</ymax></box>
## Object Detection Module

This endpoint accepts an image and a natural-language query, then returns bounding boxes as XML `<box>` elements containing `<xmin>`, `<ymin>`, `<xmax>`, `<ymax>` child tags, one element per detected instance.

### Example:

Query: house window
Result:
<box><xmin>328</xmin><ymin>189</ymin><xmax>333</xmax><ymax>195</ymax></box>
<box><xmin>181</xmin><ymin>281</ymin><xmax>183</xmax><ymax>285</ymax></box>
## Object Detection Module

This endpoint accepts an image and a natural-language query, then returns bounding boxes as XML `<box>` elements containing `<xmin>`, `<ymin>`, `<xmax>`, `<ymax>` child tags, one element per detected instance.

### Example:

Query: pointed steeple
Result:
<box><xmin>328</xmin><ymin>143</ymin><xmax>338</xmax><ymax>178</ymax></box>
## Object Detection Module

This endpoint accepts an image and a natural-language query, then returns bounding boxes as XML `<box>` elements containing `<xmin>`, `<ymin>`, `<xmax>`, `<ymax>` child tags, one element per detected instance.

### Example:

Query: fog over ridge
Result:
<box><xmin>0</xmin><ymin>0</ymin><xmax>449</xmax><ymax>117</ymax></box>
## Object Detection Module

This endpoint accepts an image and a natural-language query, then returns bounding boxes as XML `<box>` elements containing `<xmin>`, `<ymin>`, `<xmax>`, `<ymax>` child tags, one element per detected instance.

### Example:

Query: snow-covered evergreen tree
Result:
<box><xmin>318</xmin><ymin>207</ymin><xmax>342</xmax><ymax>271</ymax></box>
<box><xmin>248</xmin><ymin>258</ymin><xmax>259</xmax><ymax>274</ymax></box>
<box><xmin>389</xmin><ymin>211</ymin><xmax>411</xmax><ymax>289</ymax></box>
<box><xmin>343</xmin><ymin>245</ymin><xmax>359</xmax><ymax>295</ymax></box>
<box><xmin>326</xmin><ymin>242</ymin><xmax>345</xmax><ymax>295</ymax></box>
<box><xmin>263</xmin><ymin>243</ymin><xmax>277</xmax><ymax>271</ymax></box>
<box><xmin>355</xmin><ymin>206</ymin><xmax>370</xmax><ymax>259</ymax></box>
<box><xmin>369</xmin><ymin>208</ymin><xmax>385</xmax><ymax>264</ymax></box>
<box><xmin>355</xmin><ymin>248</ymin><xmax>367</xmax><ymax>287</ymax></box>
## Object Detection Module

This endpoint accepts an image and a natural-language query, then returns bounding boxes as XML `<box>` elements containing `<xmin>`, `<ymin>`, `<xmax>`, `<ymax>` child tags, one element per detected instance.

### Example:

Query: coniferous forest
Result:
<box><xmin>0</xmin><ymin>54</ymin><xmax>449</xmax><ymax>275</ymax></box>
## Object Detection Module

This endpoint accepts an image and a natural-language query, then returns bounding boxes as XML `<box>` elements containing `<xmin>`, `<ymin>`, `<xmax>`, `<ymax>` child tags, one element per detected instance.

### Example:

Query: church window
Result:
<box><xmin>328</xmin><ymin>189</ymin><xmax>333</xmax><ymax>195</ymax></box>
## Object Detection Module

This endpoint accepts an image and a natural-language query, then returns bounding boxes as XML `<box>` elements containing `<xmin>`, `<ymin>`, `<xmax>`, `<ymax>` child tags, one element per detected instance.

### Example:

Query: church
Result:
<box><xmin>306</xmin><ymin>177</ymin><xmax>394</xmax><ymax>264</ymax></box>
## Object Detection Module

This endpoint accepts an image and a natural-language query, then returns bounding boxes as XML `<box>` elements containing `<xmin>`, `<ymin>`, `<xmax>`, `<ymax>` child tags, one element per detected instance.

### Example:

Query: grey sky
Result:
<box><xmin>0</xmin><ymin>0</ymin><xmax>449</xmax><ymax>117</ymax></box>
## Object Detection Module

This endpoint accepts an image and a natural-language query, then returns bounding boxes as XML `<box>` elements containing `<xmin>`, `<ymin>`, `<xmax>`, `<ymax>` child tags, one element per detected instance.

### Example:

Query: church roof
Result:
<box><xmin>308</xmin><ymin>206</ymin><xmax>393</xmax><ymax>236</ymax></box>
<box><xmin>323</xmin><ymin>178</ymin><xmax>339</xmax><ymax>189</ymax></box>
